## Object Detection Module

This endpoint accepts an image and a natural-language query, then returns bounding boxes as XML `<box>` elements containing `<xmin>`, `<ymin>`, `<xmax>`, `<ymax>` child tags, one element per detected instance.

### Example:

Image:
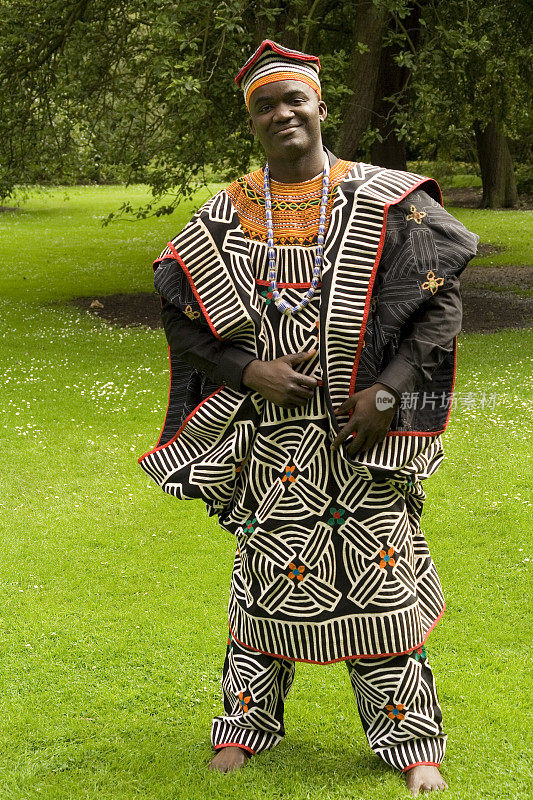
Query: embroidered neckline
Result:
<box><xmin>225</xmin><ymin>159</ymin><xmax>353</xmax><ymax>247</ymax></box>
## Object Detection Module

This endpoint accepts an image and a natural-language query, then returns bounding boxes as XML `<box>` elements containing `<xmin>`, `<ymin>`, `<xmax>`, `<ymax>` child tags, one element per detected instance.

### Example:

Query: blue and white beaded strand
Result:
<box><xmin>263</xmin><ymin>154</ymin><xmax>330</xmax><ymax>315</ymax></box>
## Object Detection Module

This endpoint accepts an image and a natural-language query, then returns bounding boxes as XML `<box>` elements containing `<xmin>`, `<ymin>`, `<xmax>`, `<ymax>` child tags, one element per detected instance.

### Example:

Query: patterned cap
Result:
<box><xmin>235</xmin><ymin>39</ymin><xmax>321</xmax><ymax>110</ymax></box>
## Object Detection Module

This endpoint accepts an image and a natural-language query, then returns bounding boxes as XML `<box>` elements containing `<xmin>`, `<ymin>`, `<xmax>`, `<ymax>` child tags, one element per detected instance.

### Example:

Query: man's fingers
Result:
<box><xmin>331</xmin><ymin>420</ymin><xmax>375</xmax><ymax>454</ymax></box>
<box><xmin>330</xmin><ymin>420</ymin><xmax>356</xmax><ymax>450</ymax></box>
<box><xmin>290</xmin><ymin>386</ymin><xmax>315</xmax><ymax>402</ymax></box>
<box><xmin>347</xmin><ymin>431</ymin><xmax>372</xmax><ymax>456</ymax></box>
<box><xmin>333</xmin><ymin>394</ymin><xmax>358</xmax><ymax>416</ymax></box>
<box><xmin>283</xmin><ymin>350</ymin><xmax>316</xmax><ymax>367</ymax></box>
<box><xmin>285</xmin><ymin>351</ymin><xmax>318</xmax><ymax>389</ymax></box>
<box><xmin>293</xmin><ymin>374</ymin><xmax>318</xmax><ymax>389</ymax></box>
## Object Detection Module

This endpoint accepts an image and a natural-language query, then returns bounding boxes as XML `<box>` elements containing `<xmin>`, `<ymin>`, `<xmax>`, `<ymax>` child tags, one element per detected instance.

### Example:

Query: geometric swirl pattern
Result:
<box><xmin>244</xmin><ymin>523</ymin><xmax>341</xmax><ymax>617</ymax></box>
<box><xmin>212</xmin><ymin>634</ymin><xmax>296</xmax><ymax>755</ymax></box>
<box><xmin>346</xmin><ymin>648</ymin><xmax>445</xmax><ymax>767</ymax></box>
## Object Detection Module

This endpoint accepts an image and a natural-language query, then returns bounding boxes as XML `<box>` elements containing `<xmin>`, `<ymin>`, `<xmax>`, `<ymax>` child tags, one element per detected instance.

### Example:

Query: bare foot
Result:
<box><xmin>405</xmin><ymin>765</ymin><xmax>448</xmax><ymax>795</ymax></box>
<box><xmin>208</xmin><ymin>746</ymin><xmax>251</xmax><ymax>773</ymax></box>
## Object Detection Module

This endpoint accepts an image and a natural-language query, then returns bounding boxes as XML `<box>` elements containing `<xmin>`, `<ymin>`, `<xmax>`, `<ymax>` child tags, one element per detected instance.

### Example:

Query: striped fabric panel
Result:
<box><xmin>158</xmin><ymin>193</ymin><xmax>260</xmax><ymax>350</ymax></box>
<box><xmin>361</xmin><ymin>167</ymin><xmax>439</xmax><ymax>204</ymax></box>
<box><xmin>172</xmin><ymin>222</ymin><xmax>251</xmax><ymax>340</ymax></box>
<box><xmin>322</xmin><ymin>164</ymin><xmax>441</xmax><ymax>476</ymax></box>
<box><xmin>139</xmin><ymin>387</ymin><xmax>249</xmax><ymax>507</ymax></box>
<box><xmin>207</xmin><ymin>190</ymin><xmax>235</xmax><ymax>222</ymax></box>
<box><xmin>344</xmin><ymin>435</ymin><xmax>444</xmax><ymax>481</ymax></box>
<box><xmin>416</xmin><ymin>567</ymin><xmax>446</xmax><ymax>632</ymax></box>
<box><xmin>325</xmin><ymin>165</ymin><xmax>435</xmax><ymax>410</ymax></box>
<box><xmin>249</xmin><ymin>239</ymin><xmax>317</xmax><ymax>284</ymax></box>
<box><xmin>324</xmin><ymin>190</ymin><xmax>386</xmax><ymax>413</ymax></box>
<box><xmin>228</xmin><ymin>585</ymin><xmax>432</xmax><ymax>663</ymax></box>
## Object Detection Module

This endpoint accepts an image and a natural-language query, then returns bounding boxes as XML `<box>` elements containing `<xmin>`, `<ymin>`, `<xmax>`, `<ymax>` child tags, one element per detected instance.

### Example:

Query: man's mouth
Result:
<box><xmin>274</xmin><ymin>125</ymin><xmax>300</xmax><ymax>136</ymax></box>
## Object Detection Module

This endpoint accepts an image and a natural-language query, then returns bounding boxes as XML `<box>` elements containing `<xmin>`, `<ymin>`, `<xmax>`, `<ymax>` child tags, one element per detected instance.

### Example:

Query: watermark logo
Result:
<box><xmin>375</xmin><ymin>389</ymin><xmax>396</xmax><ymax>410</ymax></box>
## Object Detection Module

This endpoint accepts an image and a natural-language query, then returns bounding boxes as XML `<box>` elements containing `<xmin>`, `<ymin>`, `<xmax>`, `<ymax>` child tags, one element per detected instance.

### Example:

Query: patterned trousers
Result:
<box><xmin>211</xmin><ymin>633</ymin><xmax>446</xmax><ymax>772</ymax></box>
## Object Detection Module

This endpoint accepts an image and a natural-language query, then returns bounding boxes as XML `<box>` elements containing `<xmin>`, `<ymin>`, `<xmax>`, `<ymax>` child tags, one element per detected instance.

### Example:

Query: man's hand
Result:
<box><xmin>330</xmin><ymin>383</ymin><xmax>398</xmax><ymax>456</ymax></box>
<box><xmin>242</xmin><ymin>351</ymin><xmax>318</xmax><ymax>408</ymax></box>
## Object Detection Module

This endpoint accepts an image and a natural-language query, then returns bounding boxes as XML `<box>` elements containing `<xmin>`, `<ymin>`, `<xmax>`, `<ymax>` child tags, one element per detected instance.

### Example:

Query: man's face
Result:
<box><xmin>248</xmin><ymin>80</ymin><xmax>327</xmax><ymax>161</ymax></box>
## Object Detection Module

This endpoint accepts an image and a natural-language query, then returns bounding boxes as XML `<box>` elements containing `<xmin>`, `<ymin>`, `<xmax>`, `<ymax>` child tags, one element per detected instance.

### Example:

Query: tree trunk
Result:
<box><xmin>337</xmin><ymin>1</ymin><xmax>388</xmax><ymax>160</ymax></box>
<box><xmin>474</xmin><ymin>120</ymin><xmax>518</xmax><ymax>208</ymax></box>
<box><xmin>369</xmin><ymin>3</ymin><xmax>424</xmax><ymax>170</ymax></box>
<box><xmin>369</xmin><ymin>46</ymin><xmax>407</xmax><ymax>170</ymax></box>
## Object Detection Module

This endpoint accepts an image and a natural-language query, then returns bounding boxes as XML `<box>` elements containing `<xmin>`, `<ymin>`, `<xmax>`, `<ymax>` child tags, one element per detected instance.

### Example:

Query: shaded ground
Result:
<box><xmin>73</xmin><ymin>264</ymin><xmax>533</xmax><ymax>334</ymax></box>
<box><xmin>74</xmin><ymin>293</ymin><xmax>163</xmax><ymax>329</ymax></box>
<box><xmin>475</xmin><ymin>243</ymin><xmax>506</xmax><ymax>257</ymax></box>
<box><xmin>459</xmin><ymin>264</ymin><xmax>533</xmax><ymax>332</ymax></box>
<box><xmin>461</xmin><ymin>264</ymin><xmax>533</xmax><ymax>292</ymax></box>
<box><xmin>443</xmin><ymin>186</ymin><xmax>533</xmax><ymax>210</ymax></box>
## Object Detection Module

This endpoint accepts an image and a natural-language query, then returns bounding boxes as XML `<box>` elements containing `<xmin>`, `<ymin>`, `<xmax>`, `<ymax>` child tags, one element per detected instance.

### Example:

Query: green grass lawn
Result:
<box><xmin>450</xmin><ymin>206</ymin><xmax>533</xmax><ymax>269</ymax></box>
<box><xmin>0</xmin><ymin>186</ymin><xmax>532</xmax><ymax>800</ymax></box>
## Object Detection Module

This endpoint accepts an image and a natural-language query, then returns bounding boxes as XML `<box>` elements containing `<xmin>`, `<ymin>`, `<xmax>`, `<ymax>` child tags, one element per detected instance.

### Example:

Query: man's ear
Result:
<box><xmin>249</xmin><ymin>117</ymin><xmax>256</xmax><ymax>136</ymax></box>
<box><xmin>318</xmin><ymin>100</ymin><xmax>328</xmax><ymax>123</ymax></box>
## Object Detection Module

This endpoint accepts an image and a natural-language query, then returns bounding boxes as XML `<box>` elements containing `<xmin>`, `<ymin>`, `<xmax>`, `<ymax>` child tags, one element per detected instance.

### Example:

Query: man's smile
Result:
<box><xmin>274</xmin><ymin>125</ymin><xmax>301</xmax><ymax>135</ymax></box>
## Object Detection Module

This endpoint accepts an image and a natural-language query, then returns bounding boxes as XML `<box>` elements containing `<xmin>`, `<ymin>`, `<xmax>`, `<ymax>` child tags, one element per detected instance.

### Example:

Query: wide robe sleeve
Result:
<box><xmin>160</xmin><ymin>297</ymin><xmax>256</xmax><ymax>392</ymax></box>
<box><xmin>376</xmin><ymin>274</ymin><xmax>463</xmax><ymax>398</ymax></box>
<box><xmin>355</xmin><ymin>188</ymin><xmax>479</xmax><ymax>431</ymax></box>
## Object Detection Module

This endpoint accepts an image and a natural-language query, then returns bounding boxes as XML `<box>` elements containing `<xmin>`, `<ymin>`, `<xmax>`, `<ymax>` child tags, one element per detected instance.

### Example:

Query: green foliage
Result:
<box><xmin>514</xmin><ymin>162</ymin><xmax>533</xmax><ymax>195</ymax></box>
<box><xmin>0</xmin><ymin>1</ymin><xmax>253</xmax><ymax>205</ymax></box>
<box><xmin>407</xmin><ymin>0</ymin><xmax>532</xmax><ymax>160</ymax></box>
<box><xmin>0</xmin><ymin>1</ymin><xmax>530</xmax><ymax>211</ymax></box>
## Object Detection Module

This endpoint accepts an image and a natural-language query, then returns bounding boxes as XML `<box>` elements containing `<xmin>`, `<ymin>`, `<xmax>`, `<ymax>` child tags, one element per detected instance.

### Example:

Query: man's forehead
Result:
<box><xmin>250</xmin><ymin>80</ymin><xmax>316</xmax><ymax>107</ymax></box>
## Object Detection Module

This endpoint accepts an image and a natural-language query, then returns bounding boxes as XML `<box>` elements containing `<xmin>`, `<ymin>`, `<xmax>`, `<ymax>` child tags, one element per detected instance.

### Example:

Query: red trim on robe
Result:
<box><xmin>347</xmin><ymin>177</ymin><xmax>448</xmax><ymax>438</ymax></box>
<box><xmin>402</xmin><ymin>762</ymin><xmax>441</xmax><ymax>773</ymax></box>
<box><xmin>165</xmin><ymin>241</ymin><xmax>222</xmax><ymax>340</ymax></box>
<box><xmin>213</xmin><ymin>743</ymin><xmax>255</xmax><ymax>755</ymax></box>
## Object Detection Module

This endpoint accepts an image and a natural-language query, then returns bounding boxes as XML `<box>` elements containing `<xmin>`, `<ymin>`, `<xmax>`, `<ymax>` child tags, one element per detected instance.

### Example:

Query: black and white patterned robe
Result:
<box><xmin>139</xmin><ymin>163</ymin><xmax>478</xmax><ymax>663</ymax></box>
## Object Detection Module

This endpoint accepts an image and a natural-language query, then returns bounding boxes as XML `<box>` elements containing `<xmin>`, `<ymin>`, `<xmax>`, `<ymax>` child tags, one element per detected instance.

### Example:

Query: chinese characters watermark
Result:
<box><xmin>374</xmin><ymin>389</ymin><xmax>500</xmax><ymax>411</ymax></box>
<box><xmin>398</xmin><ymin>390</ymin><xmax>499</xmax><ymax>411</ymax></box>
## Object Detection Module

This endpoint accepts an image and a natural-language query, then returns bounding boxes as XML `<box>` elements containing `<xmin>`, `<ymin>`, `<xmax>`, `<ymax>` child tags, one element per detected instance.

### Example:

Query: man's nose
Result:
<box><xmin>272</xmin><ymin>103</ymin><xmax>293</xmax><ymax>122</ymax></box>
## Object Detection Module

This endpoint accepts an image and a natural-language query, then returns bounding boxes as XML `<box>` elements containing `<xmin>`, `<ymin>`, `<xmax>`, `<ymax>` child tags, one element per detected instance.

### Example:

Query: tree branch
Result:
<box><xmin>301</xmin><ymin>0</ymin><xmax>321</xmax><ymax>52</ymax></box>
<box><xmin>32</xmin><ymin>0</ymin><xmax>92</xmax><ymax>70</ymax></box>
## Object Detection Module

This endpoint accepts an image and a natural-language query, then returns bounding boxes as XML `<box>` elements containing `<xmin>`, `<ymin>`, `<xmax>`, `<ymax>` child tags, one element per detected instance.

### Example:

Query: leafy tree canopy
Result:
<box><xmin>0</xmin><ymin>0</ymin><xmax>530</xmax><ymax>211</ymax></box>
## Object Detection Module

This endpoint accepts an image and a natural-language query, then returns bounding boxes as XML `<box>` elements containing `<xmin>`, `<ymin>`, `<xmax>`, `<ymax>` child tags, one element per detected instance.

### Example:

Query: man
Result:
<box><xmin>139</xmin><ymin>40</ymin><xmax>478</xmax><ymax>795</ymax></box>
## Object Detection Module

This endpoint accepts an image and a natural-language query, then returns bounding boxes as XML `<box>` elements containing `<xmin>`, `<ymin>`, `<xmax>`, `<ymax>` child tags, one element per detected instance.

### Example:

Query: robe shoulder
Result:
<box><xmin>385</xmin><ymin>187</ymin><xmax>479</xmax><ymax>273</ymax></box>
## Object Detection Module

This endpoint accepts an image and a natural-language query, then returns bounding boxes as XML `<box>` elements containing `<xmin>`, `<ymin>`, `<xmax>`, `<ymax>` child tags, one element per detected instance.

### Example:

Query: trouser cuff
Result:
<box><xmin>211</xmin><ymin>716</ymin><xmax>282</xmax><ymax>754</ymax></box>
<box><xmin>375</xmin><ymin>735</ymin><xmax>446</xmax><ymax>772</ymax></box>
<box><xmin>402</xmin><ymin>760</ymin><xmax>441</xmax><ymax>773</ymax></box>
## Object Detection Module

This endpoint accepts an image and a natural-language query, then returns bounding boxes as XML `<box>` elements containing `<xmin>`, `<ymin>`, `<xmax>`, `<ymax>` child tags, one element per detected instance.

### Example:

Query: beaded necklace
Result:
<box><xmin>263</xmin><ymin>153</ymin><xmax>330</xmax><ymax>316</ymax></box>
